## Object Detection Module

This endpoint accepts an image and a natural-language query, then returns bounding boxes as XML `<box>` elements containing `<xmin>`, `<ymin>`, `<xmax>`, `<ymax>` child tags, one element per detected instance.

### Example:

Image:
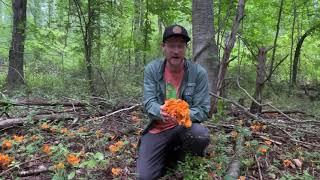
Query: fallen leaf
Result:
<box><xmin>40</xmin><ymin>123</ymin><xmax>49</xmax><ymax>130</ymax></box>
<box><xmin>238</xmin><ymin>176</ymin><xmax>246</xmax><ymax>180</ymax></box>
<box><xmin>95</xmin><ymin>130</ymin><xmax>104</xmax><ymax>138</ymax></box>
<box><xmin>31</xmin><ymin>135</ymin><xmax>39</xmax><ymax>141</ymax></box>
<box><xmin>60</xmin><ymin>128</ymin><xmax>69</xmax><ymax>134</ymax></box>
<box><xmin>131</xmin><ymin>115</ymin><xmax>140</xmax><ymax>123</ymax></box>
<box><xmin>264</xmin><ymin>140</ymin><xmax>272</xmax><ymax>145</ymax></box>
<box><xmin>230</xmin><ymin>131</ymin><xmax>238</xmax><ymax>138</ymax></box>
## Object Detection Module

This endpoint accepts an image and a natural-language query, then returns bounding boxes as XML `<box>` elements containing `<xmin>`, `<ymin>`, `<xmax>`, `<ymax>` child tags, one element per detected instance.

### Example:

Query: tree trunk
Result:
<box><xmin>143</xmin><ymin>0</ymin><xmax>149</xmax><ymax>66</ymax></box>
<box><xmin>289</xmin><ymin>0</ymin><xmax>297</xmax><ymax>87</ymax></box>
<box><xmin>269</xmin><ymin>0</ymin><xmax>284</xmax><ymax>82</ymax></box>
<box><xmin>192</xmin><ymin>0</ymin><xmax>219</xmax><ymax>93</ymax></box>
<box><xmin>48</xmin><ymin>0</ymin><xmax>54</xmax><ymax>28</ymax></box>
<box><xmin>291</xmin><ymin>23</ymin><xmax>320</xmax><ymax>85</ymax></box>
<box><xmin>6</xmin><ymin>0</ymin><xmax>27</xmax><ymax>89</ymax></box>
<box><xmin>250</xmin><ymin>47</ymin><xmax>267</xmax><ymax>114</ymax></box>
<box><xmin>73</xmin><ymin>0</ymin><xmax>99</xmax><ymax>95</ymax></box>
<box><xmin>210</xmin><ymin>0</ymin><xmax>245</xmax><ymax>115</ymax></box>
<box><xmin>133</xmin><ymin>0</ymin><xmax>144</xmax><ymax>74</ymax></box>
<box><xmin>85</xmin><ymin>0</ymin><xmax>95</xmax><ymax>95</ymax></box>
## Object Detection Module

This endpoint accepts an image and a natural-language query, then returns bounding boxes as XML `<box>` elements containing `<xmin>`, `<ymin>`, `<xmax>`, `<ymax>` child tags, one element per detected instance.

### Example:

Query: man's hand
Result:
<box><xmin>160</xmin><ymin>105</ymin><xmax>177</xmax><ymax>123</ymax></box>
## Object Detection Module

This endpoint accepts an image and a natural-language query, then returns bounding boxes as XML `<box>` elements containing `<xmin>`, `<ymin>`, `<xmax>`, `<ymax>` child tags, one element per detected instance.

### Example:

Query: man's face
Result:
<box><xmin>162</xmin><ymin>36</ymin><xmax>187</xmax><ymax>69</ymax></box>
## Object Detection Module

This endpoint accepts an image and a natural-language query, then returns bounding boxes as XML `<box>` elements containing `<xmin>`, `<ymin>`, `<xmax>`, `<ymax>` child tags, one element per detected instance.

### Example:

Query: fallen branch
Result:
<box><xmin>253</xmin><ymin>133</ymin><xmax>282</xmax><ymax>145</ymax></box>
<box><xmin>255</xmin><ymin>155</ymin><xmax>263</xmax><ymax>180</ymax></box>
<box><xmin>92</xmin><ymin>103</ymin><xmax>141</xmax><ymax>121</ymax></box>
<box><xmin>0</xmin><ymin>113</ymin><xmax>84</xmax><ymax>129</ymax></box>
<box><xmin>12</xmin><ymin>100</ymin><xmax>87</xmax><ymax>107</ymax></box>
<box><xmin>18</xmin><ymin>165</ymin><xmax>50</xmax><ymax>177</ymax></box>
<box><xmin>262</xmin><ymin>110</ymin><xmax>306</xmax><ymax>115</ymax></box>
<box><xmin>236</xmin><ymin>79</ymin><xmax>320</xmax><ymax>124</ymax></box>
<box><xmin>226</xmin><ymin>134</ymin><xmax>244</xmax><ymax>178</ymax></box>
<box><xmin>210</xmin><ymin>92</ymin><xmax>259</xmax><ymax>120</ymax></box>
<box><xmin>277</xmin><ymin>127</ymin><xmax>320</xmax><ymax>148</ymax></box>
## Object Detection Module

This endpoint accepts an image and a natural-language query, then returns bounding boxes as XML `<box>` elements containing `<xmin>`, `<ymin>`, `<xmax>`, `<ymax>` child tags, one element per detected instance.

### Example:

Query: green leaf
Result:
<box><xmin>94</xmin><ymin>152</ymin><xmax>104</xmax><ymax>161</ymax></box>
<box><xmin>67</xmin><ymin>171</ymin><xmax>76</xmax><ymax>180</ymax></box>
<box><xmin>86</xmin><ymin>159</ymin><xmax>98</xmax><ymax>169</ymax></box>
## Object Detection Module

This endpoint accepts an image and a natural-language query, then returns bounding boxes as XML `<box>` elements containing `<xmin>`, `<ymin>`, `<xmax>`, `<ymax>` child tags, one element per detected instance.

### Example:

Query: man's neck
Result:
<box><xmin>165</xmin><ymin>60</ymin><xmax>184</xmax><ymax>73</ymax></box>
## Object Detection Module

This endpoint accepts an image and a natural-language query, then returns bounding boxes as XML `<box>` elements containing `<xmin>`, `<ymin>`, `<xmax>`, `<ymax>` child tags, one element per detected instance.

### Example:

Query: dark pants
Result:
<box><xmin>136</xmin><ymin>123</ymin><xmax>210</xmax><ymax>180</ymax></box>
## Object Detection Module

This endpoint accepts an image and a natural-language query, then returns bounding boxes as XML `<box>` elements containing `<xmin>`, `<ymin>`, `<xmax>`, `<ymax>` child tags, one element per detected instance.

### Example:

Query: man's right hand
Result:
<box><xmin>160</xmin><ymin>105</ymin><xmax>177</xmax><ymax>123</ymax></box>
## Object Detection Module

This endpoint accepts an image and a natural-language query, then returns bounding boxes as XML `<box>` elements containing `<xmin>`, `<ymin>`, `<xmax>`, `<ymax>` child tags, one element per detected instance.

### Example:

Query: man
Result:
<box><xmin>137</xmin><ymin>24</ymin><xmax>210</xmax><ymax>180</ymax></box>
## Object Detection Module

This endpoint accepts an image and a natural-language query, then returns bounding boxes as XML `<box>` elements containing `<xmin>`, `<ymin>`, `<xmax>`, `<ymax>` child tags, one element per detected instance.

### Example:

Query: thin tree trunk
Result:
<box><xmin>269</xmin><ymin>0</ymin><xmax>284</xmax><ymax>82</ymax></box>
<box><xmin>85</xmin><ymin>0</ymin><xmax>95</xmax><ymax>95</ymax></box>
<box><xmin>291</xmin><ymin>23</ymin><xmax>320</xmax><ymax>85</ymax></box>
<box><xmin>250</xmin><ymin>47</ymin><xmax>267</xmax><ymax>114</ymax></box>
<box><xmin>133</xmin><ymin>0</ymin><xmax>143</xmax><ymax>73</ymax></box>
<box><xmin>73</xmin><ymin>0</ymin><xmax>97</xmax><ymax>95</ymax></box>
<box><xmin>143</xmin><ymin>0</ymin><xmax>149</xmax><ymax>66</ymax></box>
<box><xmin>289</xmin><ymin>0</ymin><xmax>296</xmax><ymax>87</ymax></box>
<box><xmin>210</xmin><ymin>0</ymin><xmax>245</xmax><ymax>115</ymax></box>
<box><xmin>48</xmin><ymin>0</ymin><xmax>53</xmax><ymax>28</ymax></box>
<box><xmin>6</xmin><ymin>0</ymin><xmax>27</xmax><ymax>88</ymax></box>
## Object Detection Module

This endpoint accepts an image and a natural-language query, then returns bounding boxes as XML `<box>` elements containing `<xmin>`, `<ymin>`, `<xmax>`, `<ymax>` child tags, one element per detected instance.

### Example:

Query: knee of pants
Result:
<box><xmin>187</xmin><ymin>123</ymin><xmax>210</xmax><ymax>139</ymax></box>
<box><xmin>137</xmin><ymin>170</ymin><xmax>162</xmax><ymax>180</ymax></box>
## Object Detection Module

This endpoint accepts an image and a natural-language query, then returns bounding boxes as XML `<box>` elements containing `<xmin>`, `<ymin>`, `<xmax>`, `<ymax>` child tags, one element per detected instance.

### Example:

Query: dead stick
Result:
<box><xmin>277</xmin><ymin>127</ymin><xmax>320</xmax><ymax>148</ymax></box>
<box><xmin>18</xmin><ymin>165</ymin><xmax>50</xmax><ymax>177</ymax></box>
<box><xmin>236</xmin><ymin>79</ymin><xmax>319</xmax><ymax>124</ymax></box>
<box><xmin>255</xmin><ymin>155</ymin><xmax>263</xmax><ymax>180</ymax></box>
<box><xmin>93</xmin><ymin>103</ymin><xmax>141</xmax><ymax>121</ymax></box>
<box><xmin>256</xmin><ymin>134</ymin><xmax>282</xmax><ymax>145</ymax></box>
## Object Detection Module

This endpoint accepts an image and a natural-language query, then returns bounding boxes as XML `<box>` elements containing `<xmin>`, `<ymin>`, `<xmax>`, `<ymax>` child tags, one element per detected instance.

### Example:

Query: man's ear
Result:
<box><xmin>161</xmin><ymin>42</ymin><xmax>165</xmax><ymax>51</ymax></box>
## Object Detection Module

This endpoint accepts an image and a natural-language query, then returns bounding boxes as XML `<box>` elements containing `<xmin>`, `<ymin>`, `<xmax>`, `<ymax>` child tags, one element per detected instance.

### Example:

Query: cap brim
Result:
<box><xmin>163</xmin><ymin>34</ymin><xmax>190</xmax><ymax>43</ymax></box>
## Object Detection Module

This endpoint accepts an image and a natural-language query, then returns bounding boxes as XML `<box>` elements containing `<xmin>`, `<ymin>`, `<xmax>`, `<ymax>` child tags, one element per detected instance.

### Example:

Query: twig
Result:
<box><xmin>92</xmin><ymin>103</ymin><xmax>141</xmax><ymax>121</ymax></box>
<box><xmin>0</xmin><ymin>155</ymin><xmax>48</xmax><ymax>176</ymax></box>
<box><xmin>18</xmin><ymin>165</ymin><xmax>50</xmax><ymax>177</ymax></box>
<box><xmin>277</xmin><ymin>127</ymin><xmax>320</xmax><ymax>148</ymax></box>
<box><xmin>255</xmin><ymin>155</ymin><xmax>263</xmax><ymax>180</ymax></box>
<box><xmin>255</xmin><ymin>134</ymin><xmax>282</xmax><ymax>145</ymax></box>
<box><xmin>266</xmin><ymin>103</ymin><xmax>320</xmax><ymax>124</ymax></box>
<box><xmin>210</xmin><ymin>92</ymin><xmax>259</xmax><ymax>120</ymax></box>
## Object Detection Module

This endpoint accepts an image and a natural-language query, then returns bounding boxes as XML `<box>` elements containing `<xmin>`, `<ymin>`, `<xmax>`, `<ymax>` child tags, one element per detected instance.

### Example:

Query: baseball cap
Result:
<box><xmin>163</xmin><ymin>25</ymin><xmax>190</xmax><ymax>43</ymax></box>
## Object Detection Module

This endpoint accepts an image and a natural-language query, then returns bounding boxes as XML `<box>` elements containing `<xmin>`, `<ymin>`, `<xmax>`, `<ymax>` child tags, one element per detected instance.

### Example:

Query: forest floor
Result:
<box><xmin>0</xmin><ymin>96</ymin><xmax>320</xmax><ymax>179</ymax></box>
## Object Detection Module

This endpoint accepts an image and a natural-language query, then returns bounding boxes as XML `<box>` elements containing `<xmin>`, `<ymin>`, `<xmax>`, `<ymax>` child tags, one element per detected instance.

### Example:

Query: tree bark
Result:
<box><xmin>6</xmin><ymin>0</ymin><xmax>27</xmax><ymax>89</ymax></box>
<box><xmin>133</xmin><ymin>0</ymin><xmax>144</xmax><ymax>74</ymax></box>
<box><xmin>210</xmin><ymin>0</ymin><xmax>245</xmax><ymax>115</ymax></box>
<box><xmin>269</xmin><ymin>0</ymin><xmax>284</xmax><ymax>82</ymax></box>
<box><xmin>289</xmin><ymin>0</ymin><xmax>297</xmax><ymax>86</ymax></box>
<box><xmin>192</xmin><ymin>0</ymin><xmax>219</xmax><ymax>94</ymax></box>
<box><xmin>250</xmin><ymin>47</ymin><xmax>268</xmax><ymax>114</ymax></box>
<box><xmin>73</xmin><ymin>0</ymin><xmax>100</xmax><ymax>95</ymax></box>
<box><xmin>0</xmin><ymin>114</ymin><xmax>79</xmax><ymax>129</ymax></box>
<box><xmin>291</xmin><ymin>23</ymin><xmax>320</xmax><ymax>85</ymax></box>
